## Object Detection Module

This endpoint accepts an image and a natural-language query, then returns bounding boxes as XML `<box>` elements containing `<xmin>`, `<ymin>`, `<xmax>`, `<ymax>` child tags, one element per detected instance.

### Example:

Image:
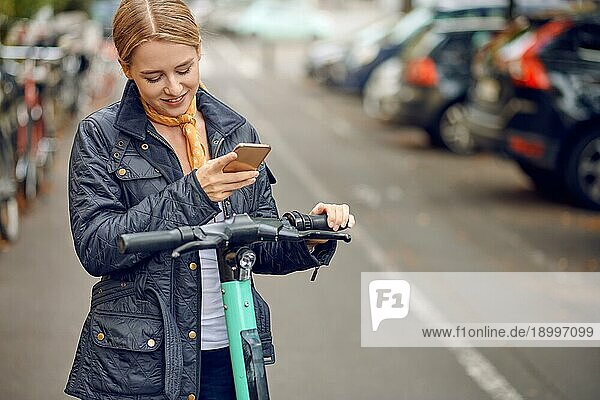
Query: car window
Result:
<box><xmin>435</xmin><ymin>33</ymin><xmax>473</xmax><ymax>64</ymax></box>
<box><xmin>575</xmin><ymin>23</ymin><xmax>600</xmax><ymax>63</ymax></box>
<box><xmin>387</xmin><ymin>8</ymin><xmax>433</xmax><ymax>45</ymax></box>
<box><xmin>472</xmin><ymin>31</ymin><xmax>494</xmax><ymax>49</ymax></box>
<box><xmin>578</xmin><ymin>23</ymin><xmax>600</xmax><ymax>51</ymax></box>
<box><xmin>355</xmin><ymin>16</ymin><xmax>399</xmax><ymax>45</ymax></box>
<box><xmin>436</xmin><ymin>7</ymin><xmax>506</xmax><ymax>19</ymax></box>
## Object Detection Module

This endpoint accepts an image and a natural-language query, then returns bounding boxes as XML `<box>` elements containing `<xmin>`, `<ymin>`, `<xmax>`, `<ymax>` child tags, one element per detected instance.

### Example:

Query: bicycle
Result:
<box><xmin>3</xmin><ymin>45</ymin><xmax>62</xmax><ymax>200</ymax></box>
<box><xmin>0</xmin><ymin>63</ymin><xmax>20</xmax><ymax>242</ymax></box>
<box><xmin>118</xmin><ymin>211</ymin><xmax>352</xmax><ymax>400</ymax></box>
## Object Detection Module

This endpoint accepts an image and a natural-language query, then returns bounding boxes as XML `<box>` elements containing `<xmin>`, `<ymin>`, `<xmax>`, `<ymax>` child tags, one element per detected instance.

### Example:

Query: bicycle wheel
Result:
<box><xmin>0</xmin><ymin>196</ymin><xmax>19</xmax><ymax>242</ymax></box>
<box><xmin>24</xmin><ymin>157</ymin><xmax>37</xmax><ymax>200</ymax></box>
<box><xmin>0</xmin><ymin>140</ymin><xmax>19</xmax><ymax>241</ymax></box>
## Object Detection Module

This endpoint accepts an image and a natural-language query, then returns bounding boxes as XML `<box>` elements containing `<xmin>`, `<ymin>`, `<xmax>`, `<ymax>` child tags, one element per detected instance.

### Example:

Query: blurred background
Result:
<box><xmin>1</xmin><ymin>0</ymin><xmax>600</xmax><ymax>399</ymax></box>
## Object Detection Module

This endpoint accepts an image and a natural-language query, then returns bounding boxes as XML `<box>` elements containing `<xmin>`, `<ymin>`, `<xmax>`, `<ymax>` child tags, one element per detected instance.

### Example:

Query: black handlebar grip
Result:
<box><xmin>117</xmin><ymin>229</ymin><xmax>184</xmax><ymax>254</ymax></box>
<box><xmin>282</xmin><ymin>211</ymin><xmax>333</xmax><ymax>231</ymax></box>
<box><xmin>306</xmin><ymin>214</ymin><xmax>330</xmax><ymax>231</ymax></box>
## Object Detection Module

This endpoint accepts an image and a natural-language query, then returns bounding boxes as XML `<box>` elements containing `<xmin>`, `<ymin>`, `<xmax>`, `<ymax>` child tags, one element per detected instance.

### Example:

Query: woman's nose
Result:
<box><xmin>164</xmin><ymin>75</ymin><xmax>183</xmax><ymax>95</ymax></box>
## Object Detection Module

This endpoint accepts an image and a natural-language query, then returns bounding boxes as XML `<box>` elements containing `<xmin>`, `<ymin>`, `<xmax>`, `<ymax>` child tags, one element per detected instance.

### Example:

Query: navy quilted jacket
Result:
<box><xmin>65</xmin><ymin>81</ymin><xmax>336</xmax><ymax>400</ymax></box>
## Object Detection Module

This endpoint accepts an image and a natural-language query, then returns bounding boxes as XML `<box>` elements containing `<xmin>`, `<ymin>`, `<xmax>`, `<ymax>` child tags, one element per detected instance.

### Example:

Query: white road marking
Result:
<box><xmin>222</xmin><ymin>85</ymin><xmax>525</xmax><ymax>400</ymax></box>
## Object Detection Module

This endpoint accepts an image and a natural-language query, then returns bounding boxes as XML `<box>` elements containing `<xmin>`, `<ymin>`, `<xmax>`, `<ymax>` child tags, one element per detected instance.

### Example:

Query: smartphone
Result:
<box><xmin>223</xmin><ymin>143</ymin><xmax>271</xmax><ymax>173</ymax></box>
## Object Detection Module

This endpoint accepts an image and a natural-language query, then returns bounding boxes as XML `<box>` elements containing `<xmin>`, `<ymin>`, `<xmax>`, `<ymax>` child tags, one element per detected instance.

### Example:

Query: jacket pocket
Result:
<box><xmin>111</xmin><ymin>153</ymin><xmax>166</xmax><ymax>207</ymax></box>
<box><xmin>89</xmin><ymin>310</ymin><xmax>164</xmax><ymax>395</ymax></box>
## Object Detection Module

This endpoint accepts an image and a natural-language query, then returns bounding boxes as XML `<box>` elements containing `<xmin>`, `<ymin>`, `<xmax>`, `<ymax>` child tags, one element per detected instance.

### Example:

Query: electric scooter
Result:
<box><xmin>118</xmin><ymin>211</ymin><xmax>351</xmax><ymax>400</ymax></box>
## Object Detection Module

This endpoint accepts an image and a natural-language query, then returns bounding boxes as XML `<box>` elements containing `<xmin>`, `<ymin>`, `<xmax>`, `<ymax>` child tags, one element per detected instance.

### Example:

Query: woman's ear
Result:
<box><xmin>118</xmin><ymin>58</ymin><xmax>133</xmax><ymax>80</ymax></box>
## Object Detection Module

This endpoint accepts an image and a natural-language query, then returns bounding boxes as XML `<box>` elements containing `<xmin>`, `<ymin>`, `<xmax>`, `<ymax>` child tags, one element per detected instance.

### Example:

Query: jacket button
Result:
<box><xmin>189</xmin><ymin>262</ymin><xmax>197</xmax><ymax>271</ymax></box>
<box><xmin>188</xmin><ymin>394</ymin><xmax>196</xmax><ymax>400</ymax></box>
<box><xmin>117</xmin><ymin>168</ymin><xmax>127</xmax><ymax>176</ymax></box>
<box><xmin>97</xmin><ymin>332</ymin><xmax>105</xmax><ymax>341</ymax></box>
<box><xmin>141</xmin><ymin>143</ymin><xmax>149</xmax><ymax>150</ymax></box>
<box><xmin>188</xmin><ymin>331</ymin><xmax>197</xmax><ymax>340</ymax></box>
<box><xmin>147</xmin><ymin>339</ymin><xmax>156</xmax><ymax>348</ymax></box>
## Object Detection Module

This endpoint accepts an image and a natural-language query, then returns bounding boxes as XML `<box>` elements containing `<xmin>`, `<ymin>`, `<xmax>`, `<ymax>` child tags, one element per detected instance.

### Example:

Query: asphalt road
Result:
<box><xmin>1</xmin><ymin>34</ymin><xmax>599</xmax><ymax>400</ymax></box>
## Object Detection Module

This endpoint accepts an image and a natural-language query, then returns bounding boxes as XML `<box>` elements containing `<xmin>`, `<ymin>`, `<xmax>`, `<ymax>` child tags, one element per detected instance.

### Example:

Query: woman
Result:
<box><xmin>65</xmin><ymin>1</ymin><xmax>355</xmax><ymax>399</ymax></box>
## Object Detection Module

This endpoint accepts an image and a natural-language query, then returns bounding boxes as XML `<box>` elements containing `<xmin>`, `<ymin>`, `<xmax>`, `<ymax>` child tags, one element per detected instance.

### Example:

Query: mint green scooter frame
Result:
<box><xmin>219</xmin><ymin>248</ymin><xmax>269</xmax><ymax>400</ymax></box>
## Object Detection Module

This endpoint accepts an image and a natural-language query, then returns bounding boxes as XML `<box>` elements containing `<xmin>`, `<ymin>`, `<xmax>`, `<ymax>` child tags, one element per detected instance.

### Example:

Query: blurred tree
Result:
<box><xmin>0</xmin><ymin>0</ymin><xmax>91</xmax><ymax>42</ymax></box>
<box><xmin>0</xmin><ymin>0</ymin><xmax>91</xmax><ymax>20</ymax></box>
<box><xmin>0</xmin><ymin>0</ymin><xmax>47</xmax><ymax>19</ymax></box>
<box><xmin>54</xmin><ymin>0</ymin><xmax>92</xmax><ymax>13</ymax></box>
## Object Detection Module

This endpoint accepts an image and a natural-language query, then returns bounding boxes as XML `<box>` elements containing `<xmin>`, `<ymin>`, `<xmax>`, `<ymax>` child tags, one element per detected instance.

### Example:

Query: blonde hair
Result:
<box><xmin>112</xmin><ymin>0</ymin><xmax>201</xmax><ymax>66</ymax></box>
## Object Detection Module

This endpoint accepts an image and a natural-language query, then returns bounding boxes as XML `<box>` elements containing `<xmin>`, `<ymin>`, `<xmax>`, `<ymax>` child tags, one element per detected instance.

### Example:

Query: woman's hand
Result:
<box><xmin>310</xmin><ymin>202</ymin><xmax>355</xmax><ymax>231</ymax></box>
<box><xmin>305</xmin><ymin>202</ymin><xmax>356</xmax><ymax>249</ymax></box>
<box><xmin>195</xmin><ymin>152</ymin><xmax>259</xmax><ymax>202</ymax></box>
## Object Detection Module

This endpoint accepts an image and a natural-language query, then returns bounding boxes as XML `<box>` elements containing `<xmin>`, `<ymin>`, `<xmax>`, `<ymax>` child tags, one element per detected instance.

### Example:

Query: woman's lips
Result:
<box><xmin>161</xmin><ymin>92</ymin><xmax>186</xmax><ymax>106</ymax></box>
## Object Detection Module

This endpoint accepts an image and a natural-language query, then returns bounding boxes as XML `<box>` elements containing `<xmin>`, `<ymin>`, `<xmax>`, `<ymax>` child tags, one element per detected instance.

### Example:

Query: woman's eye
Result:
<box><xmin>145</xmin><ymin>75</ymin><xmax>161</xmax><ymax>83</ymax></box>
<box><xmin>177</xmin><ymin>67</ymin><xmax>192</xmax><ymax>75</ymax></box>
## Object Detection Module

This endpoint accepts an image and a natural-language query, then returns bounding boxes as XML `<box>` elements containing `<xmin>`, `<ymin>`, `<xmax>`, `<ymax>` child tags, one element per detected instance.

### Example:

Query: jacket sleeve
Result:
<box><xmin>69</xmin><ymin>118</ymin><xmax>220</xmax><ymax>277</ymax></box>
<box><xmin>250</xmin><ymin>163</ymin><xmax>337</xmax><ymax>275</ymax></box>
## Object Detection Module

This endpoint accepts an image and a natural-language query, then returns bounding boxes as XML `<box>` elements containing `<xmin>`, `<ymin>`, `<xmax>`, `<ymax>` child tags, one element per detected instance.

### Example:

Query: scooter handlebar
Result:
<box><xmin>281</xmin><ymin>211</ymin><xmax>341</xmax><ymax>232</ymax></box>
<box><xmin>117</xmin><ymin>212</ymin><xmax>350</xmax><ymax>255</ymax></box>
<box><xmin>118</xmin><ymin>228</ymin><xmax>184</xmax><ymax>254</ymax></box>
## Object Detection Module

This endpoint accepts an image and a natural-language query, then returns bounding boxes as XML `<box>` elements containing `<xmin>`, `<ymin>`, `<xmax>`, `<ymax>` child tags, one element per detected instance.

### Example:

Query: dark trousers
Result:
<box><xmin>200</xmin><ymin>347</ymin><xmax>237</xmax><ymax>400</ymax></box>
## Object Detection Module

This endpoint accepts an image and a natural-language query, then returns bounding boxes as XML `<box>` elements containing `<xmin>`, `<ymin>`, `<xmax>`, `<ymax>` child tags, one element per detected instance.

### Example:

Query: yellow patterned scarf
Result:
<box><xmin>141</xmin><ymin>95</ymin><xmax>206</xmax><ymax>169</ymax></box>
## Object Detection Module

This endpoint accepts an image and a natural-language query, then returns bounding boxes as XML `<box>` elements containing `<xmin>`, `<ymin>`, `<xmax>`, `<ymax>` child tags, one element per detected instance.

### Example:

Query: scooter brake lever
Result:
<box><xmin>300</xmin><ymin>231</ymin><xmax>352</xmax><ymax>243</ymax></box>
<box><xmin>172</xmin><ymin>241</ymin><xmax>204</xmax><ymax>258</ymax></box>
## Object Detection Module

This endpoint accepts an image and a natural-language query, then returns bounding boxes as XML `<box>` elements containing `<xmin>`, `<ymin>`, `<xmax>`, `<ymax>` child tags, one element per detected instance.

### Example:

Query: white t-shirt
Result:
<box><xmin>199</xmin><ymin>207</ymin><xmax>229</xmax><ymax>350</ymax></box>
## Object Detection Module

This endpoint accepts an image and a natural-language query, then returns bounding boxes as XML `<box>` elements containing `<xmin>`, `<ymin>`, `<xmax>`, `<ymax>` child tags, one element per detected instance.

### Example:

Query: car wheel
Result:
<box><xmin>438</xmin><ymin>103</ymin><xmax>476</xmax><ymax>155</ymax></box>
<box><xmin>25</xmin><ymin>158</ymin><xmax>37</xmax><ymax>201</ymax></box>
<box><xmin>313</xmin><ymin>66</ymin><xmax>331</xmax><ymax>85</ymax></box>
<box><xmin>0</xmin><ymin>196</ymin><xmax>19</xmax><ymax>242</ymax></box>
<box><xmin>565</xmin><ymin>132</ymin><xmax>600</xmax><ymax>210</ymax></box>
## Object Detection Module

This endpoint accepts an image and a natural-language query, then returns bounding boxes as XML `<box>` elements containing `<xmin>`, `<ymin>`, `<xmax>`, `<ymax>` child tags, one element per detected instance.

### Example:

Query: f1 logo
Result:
<box><xmin>369</xmin><ymin>280</ymin><xmax>411</xmax><ymax>331</ymax></box>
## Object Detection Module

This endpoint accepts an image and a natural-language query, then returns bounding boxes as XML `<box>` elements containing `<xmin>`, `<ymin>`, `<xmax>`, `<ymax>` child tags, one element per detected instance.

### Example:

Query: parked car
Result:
<box><xmin>305</xmin><ymin>14</ymin><xmax>399</xmax><ymax>85</ymax></box>
<box><xmin>464</xmin><ymin>2</ymin><xmax>581</xmax><ymax>153</ymax></box>
<box><xmin>327</xmin><ymin>1</ymin><xmax>508</xmax><ymax>94</ymax></box>
<box><xmin>328</xmin><ymin>7</ymin><xmax>433</xmax><ymax>93</ymax></box>
<box><xmin>233</xmin><ymin>0</ymin><xmax>333</xmax><ymax>41</ymax></box>
<box><xmin>369</xmin><ymin>16</ymin><xmax>505</xmax><ymax>153</ymax></box>
<box><xmin>204</xmin><ymin>0</ymin><xmax>254</xmax><ymax>34</ymax></box>
<box><xmin>469</xmin><ymin>14</ymin><xmax>600</xmax><ymax>209</ymax></box>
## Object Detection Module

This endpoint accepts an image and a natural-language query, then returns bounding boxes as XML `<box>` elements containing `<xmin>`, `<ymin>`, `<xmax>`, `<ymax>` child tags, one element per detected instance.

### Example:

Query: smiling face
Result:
<box><xmin>121</xmin><ymin>40</ymin><xmax>201</xmax><ymax>117</ymax></box>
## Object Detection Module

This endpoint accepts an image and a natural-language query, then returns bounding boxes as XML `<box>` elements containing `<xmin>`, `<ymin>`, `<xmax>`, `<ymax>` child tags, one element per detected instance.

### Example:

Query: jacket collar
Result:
<box><xmin>114</xmin><ymin>80</ymin><xmax>246</xmax><ymax>141</ymax></box>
